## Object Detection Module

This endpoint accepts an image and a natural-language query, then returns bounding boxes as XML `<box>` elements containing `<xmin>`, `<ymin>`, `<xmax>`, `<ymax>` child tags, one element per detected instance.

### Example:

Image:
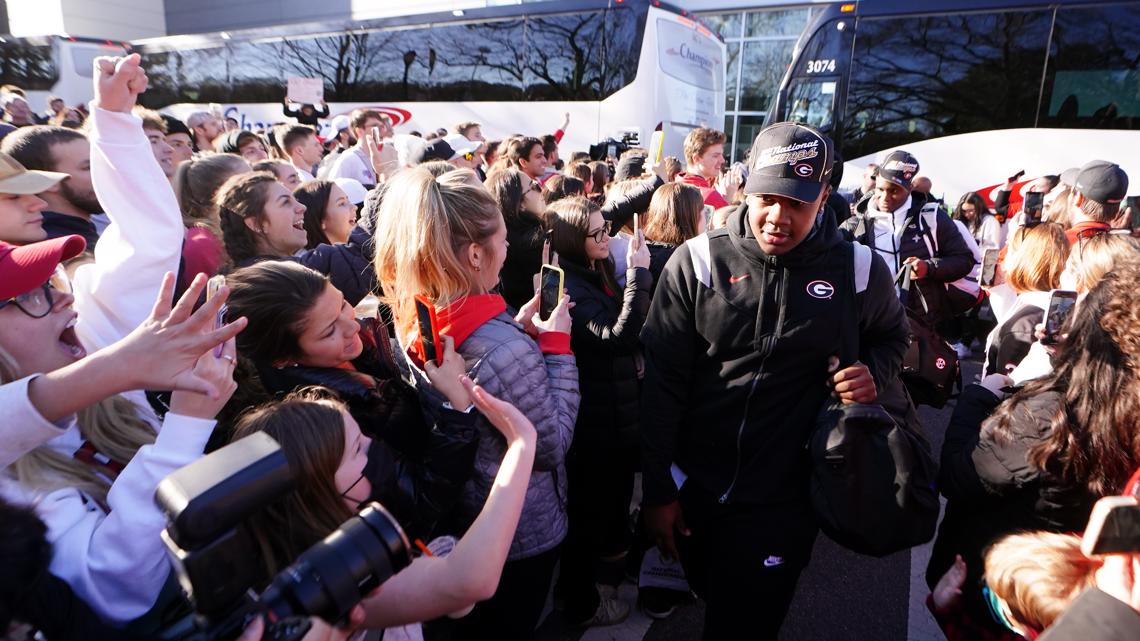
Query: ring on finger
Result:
<box><xmin>220</xmin><ymin>354</ymin><xmax>236</xmax><ymax>364</ymax></box>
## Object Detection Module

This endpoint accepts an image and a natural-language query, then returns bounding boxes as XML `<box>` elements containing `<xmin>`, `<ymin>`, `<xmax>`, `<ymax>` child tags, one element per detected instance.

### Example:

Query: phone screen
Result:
<box><xmin>980</xmin><ymin>249</ymin><xmax>999</xmax><ymax>287</ymax></box>
<box><xmin>1023</xmin><ymin>191</ymin><xmax>1045</xmax><ymax>222</ymax></box>
<box><xmin>607</xmin><ymin>144</ymin><xmax>617</xmax><ymax>160</ymax></box>
<box><xmin>1043</xmin><ymin>290</ymin><xmax>1078</xmax><ymax>344</ymax></box>
<box><xmin>1083</xmin><ymin>500</ymin><xmax>1140</xmax><ymax>555</ymax></box>
<box><xmin>539</xmin><ymin>268</ymin><xmax>562</xmax><ymax>321</ymax></box>
<box><xmin>415</xmin><ymin>299</ymin><xmax>438</xmax><ymax>364</ymax></box>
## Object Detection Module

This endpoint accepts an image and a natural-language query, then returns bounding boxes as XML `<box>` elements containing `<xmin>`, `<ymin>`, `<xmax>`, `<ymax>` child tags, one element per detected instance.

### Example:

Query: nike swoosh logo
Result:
<box><xmin>729</xmin><ymin>274</ymin><xmax>750</xmax><ymax>284</ymax></box>
<box><xmin>763</xmin><ymin>556</ymin><xmax>785</xmax><ymax>567</ymax></box>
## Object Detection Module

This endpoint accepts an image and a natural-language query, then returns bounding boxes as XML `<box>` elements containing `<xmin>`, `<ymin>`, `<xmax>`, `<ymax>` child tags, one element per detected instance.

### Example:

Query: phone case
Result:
<box><xmin>539</xmin><ymin>265</ymin><xmax>565</xmax><ymax>321</ymax></box>
<box><xmin>1081</xmin><ymin>496</ymin><xmax>1140</xmax><ymax>556</ymax></box>
<box><xmin>414</xmin><ymin>295</ymin><xmax>441</xmax><ymax>365</ymax></box>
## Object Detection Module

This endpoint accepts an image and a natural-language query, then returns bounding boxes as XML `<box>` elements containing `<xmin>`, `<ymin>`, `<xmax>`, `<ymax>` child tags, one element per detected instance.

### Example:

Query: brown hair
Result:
<box><xmin>1079</xmin><ymin>193</ymin><xmax>1117</xmax><ymax>223</ymax></box>
<box><xmin>505</xmin><ymin>137</ymin><xmax>542</xmax><ymax>170</ymax></box>
<box><xmin>589</xmin><ymin>161</ymin><xmax>609</xmax><ymax>194</ymax></box>
<box><xmin>1005</xmin><ymin>223</ymin><xmax>1069</xmax><ymax>294</ymax></box>
<box><xmin>989</xmin><ymin>258</ymin><xmax>1140</xmax><ymax>496</ymax></box>
<box><xmin>984</xmin><ymin>531</ymin><xmax>1099</xmax><ymax>632</ymax></box>
<box><xmin>565</xmin><ymin>162</ymin><xmax>592</xmax><ymax>188</ymax></box>
<box><xmin>546</xmin><ymin>196</ymin><xmax>618</xmax><ymax>295</ymax></box>
<box><xmin>373</xmin><ymin>168</ymin><xmax>504</xmax><ymax>343</ymax></box>
<box><xmin>250</xmin><ymin>159</ymin><xmax>293</xmax><ymax>181</ymax></box>
<box><xmin>644</xmin><ymin>183</ymin><xmax>704</xmax><ymax>246</ymax></box>
<box><xmin>230</xmin><ymin>387</ymin><xmax>355</xmax><ymax>577</ymax></box>
<box><xmin>1044</xmin><ymin>187</ymin><xmax>1073</xmax><ymax>228</ymax></box>
<box><xmin>175</xmin><ymin>153</ymin><xmax>251</xmax><ymax>228</ymax></box>
<box><xmin>682</xmin><ymin>127</ymin><xmax>726</xmax><ymax>165</ymax></box>
<box><xmin>484</xmin><ymin>167</ymin><xmax>533</xmax><ymax>227</ymax></box>
<box><xmin>216</xmin><ymin>172</ymin><xmax>279</xmax><ymax>264</ymax></box>
<box><xmin>1067</xmin><ymin>233</ymin><xmax>1140</xmax><ymax>293</ymax></box>
<box><xmin>542</xmin><ymin>175</ymin><xmax>585</xmax><ymax>204</ymax></box>
<box><xmin>294</xmin><ymin>180</ymin><xmax>337</xmax><ymax>248</ymax></box>
<box><xmin>225</xmin><ymin>261</ymin><xmax>330</xmax><ymax>365</ymax></box>
<box><xmin>279</xmin><ymin>124</ymin><xmax>317</xmax><ymax>155</ymax></box>
<box><xmin>0</xmin><ymin>125</ymin><xmax>85</xmax><ymax>172</ymax></box>
<box><xmin>132</xmin><ymin>106</ymin><xmax>166</xmax><ymax>134</ymax></box>
<box><xmin>349</xmin><ymin>109</ymin><xmax>387</xmax><ymax>135</ymax></box>
<box><xmin>454</xmin><ymin>121</ymin><xmax>481</xmax><ymax>137</ymax></box>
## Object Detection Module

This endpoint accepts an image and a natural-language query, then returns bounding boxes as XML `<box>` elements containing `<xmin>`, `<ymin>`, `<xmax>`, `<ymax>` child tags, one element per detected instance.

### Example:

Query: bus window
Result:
<box><xmin>429</xmin><ymin>21</ymin><xmax>526</xmax><ymax>102</ymax></box>
<box><xmin>725</xmin><ymin>42</ymin><xmax>740</xmax><ymax>112</ymax></box>
<box><xmin>739</xmin><ymin>40</ymin><xmax>795</xmax><ymax>112</ymax></box>
<box><xmin>525</xmin><ymin>11</ymin><xmax>609</xmax><ymax>100</ymax></box>
<box><xmin>604</xmin><ymin>4</ymin><xmax>647</xmax><ymax>97</ymax></box>
<box><xmin>1040</xmin><ymin>2</ymin><xmax>1140</xmax><ymax>130</ymax></box>
<box><xmin>0</xmin><ymin>40</ymin><xmax>58</xmax><ymax>91</ymax></box>
<box><xmin>842</xmin><ymin>8</ymin><xmax>1051</xmax><ymax>160</ymax></box>
<box><xmin>787</xmin><ymin>80</ymin><xmax>835</xmax><ymax>132</ymax></box>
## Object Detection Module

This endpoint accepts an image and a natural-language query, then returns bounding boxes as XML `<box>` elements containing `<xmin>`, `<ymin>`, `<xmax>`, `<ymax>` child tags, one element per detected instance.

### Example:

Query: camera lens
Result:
<box><xmin>260</xmin><ymin>502</ymin><xmax>412</xmax><ymax>624</ymax></box>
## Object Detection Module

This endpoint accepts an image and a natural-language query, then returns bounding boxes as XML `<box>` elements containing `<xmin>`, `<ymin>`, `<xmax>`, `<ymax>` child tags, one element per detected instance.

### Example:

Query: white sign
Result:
<box><xmin>287</xmin><ymin>77</ymin><xmax>324</xmax><ymax>105</ymax></box>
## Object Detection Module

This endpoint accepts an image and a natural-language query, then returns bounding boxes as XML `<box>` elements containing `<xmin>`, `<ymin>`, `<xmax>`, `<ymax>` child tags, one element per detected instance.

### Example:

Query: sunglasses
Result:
<box><xmin>463</xmin><ymin>152</ymin><xmax>477</xmax><ymax>162</ymax></box>
<box><xmin>0</xmin><ymin>265</ymin><xmax>73</xmax><ymax>319</ymax></box>
<box><xmin>1075</xmin><ymin>226</ymin><xmax>1133</xmax><ymax>260</ymax></box>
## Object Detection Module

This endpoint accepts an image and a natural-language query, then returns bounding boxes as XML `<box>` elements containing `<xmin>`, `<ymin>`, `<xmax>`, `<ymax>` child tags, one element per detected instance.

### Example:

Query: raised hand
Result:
<box><xmin>93</xmin><ymin>53</ymin><xmax>148</xmax><ymax>113</ymax></box>
<box><xmin>107</xmin><ymin>272</ymin><xmax>247</xmax><ymax>398</ymax></box>
<box><xmin>425</xmin><ymin>334</ymin><xmax>473</xmax><ymax>410</ymax></box>
<box><xmin>168</xmin><ymin>336</ymin><xmax>238</xmax><ymax>419</ymax></box>
<box><xmin>532</xmin><ymin>291</ymin><xmax>572</xmax><ymax>335</ymax></box>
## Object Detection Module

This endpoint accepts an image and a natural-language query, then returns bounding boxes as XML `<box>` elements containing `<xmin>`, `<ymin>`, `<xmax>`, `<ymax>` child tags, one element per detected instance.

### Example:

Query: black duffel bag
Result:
<box><xmin>897</xmin><ymin>267</ymin><xmax>960</xmax><ymax>408</ymax></box>
<box><xmin>808</xmin><ymin>245</ymin><xmax>940</xmax><ymax>557</ymax></box>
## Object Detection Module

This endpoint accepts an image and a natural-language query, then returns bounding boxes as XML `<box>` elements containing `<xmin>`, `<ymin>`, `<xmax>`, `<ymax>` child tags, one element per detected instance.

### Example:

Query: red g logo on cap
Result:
<box><xmin>806</xmin><ymin>280</ymin><xmax>834</xmax><ymax>299</ymax></box>
<box><xmin>935</xmin><ymin>357</ymin><xmax>947</xmax><ymax>370</ymax></box>
<box><xmin>794</xmin><ymin>163</ymin><xmax>813</xmax><ymax>178</ymax></box>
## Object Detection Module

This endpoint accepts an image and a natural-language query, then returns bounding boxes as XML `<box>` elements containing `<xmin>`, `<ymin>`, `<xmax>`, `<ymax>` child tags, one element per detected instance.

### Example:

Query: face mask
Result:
<box><xmin>339</xmin><ymin>470</ymin><xmax>369</xmax><ymax>505</ymax></box>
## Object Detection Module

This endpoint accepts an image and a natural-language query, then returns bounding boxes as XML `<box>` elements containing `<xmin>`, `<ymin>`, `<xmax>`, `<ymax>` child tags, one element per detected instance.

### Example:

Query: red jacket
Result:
<box><xmin>677</xmin><ymin>172</ymin><xmax>729</xmax><ymax>209</ymax></box>
<box><xmin>1065</xmin><ymin>220</ymin><xmax>1111</xmax><ymax>245</ymax></box>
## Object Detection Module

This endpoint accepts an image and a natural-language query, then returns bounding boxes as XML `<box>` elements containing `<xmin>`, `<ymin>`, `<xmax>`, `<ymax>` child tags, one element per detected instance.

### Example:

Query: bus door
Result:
<box><xmin>770</xmin><ymin>11</ymin><xmax>854</xmax><ymax>145</ymax></box>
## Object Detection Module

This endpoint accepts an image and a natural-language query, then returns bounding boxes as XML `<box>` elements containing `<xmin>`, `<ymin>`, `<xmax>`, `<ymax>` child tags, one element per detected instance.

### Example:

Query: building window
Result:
<box><xmin>698</xmin><ymin>6</ymin><xmax>810</xmax><ymax>163</ymax></box>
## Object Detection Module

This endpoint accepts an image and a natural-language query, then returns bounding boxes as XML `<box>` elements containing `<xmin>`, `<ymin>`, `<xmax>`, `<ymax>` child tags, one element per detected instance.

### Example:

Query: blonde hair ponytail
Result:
<box><xmin>373</xmin><ymin>168</ymin><xmax>504</xmax><ymax>343</ymax></box>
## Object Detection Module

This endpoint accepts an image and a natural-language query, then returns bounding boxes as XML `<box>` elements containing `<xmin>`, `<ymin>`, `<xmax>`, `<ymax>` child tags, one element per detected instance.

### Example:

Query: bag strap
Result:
<box><xmin>894</xmin><ymin>265</ymin><xmax>930</xmax><ymax>316</ymax></box>
<box><xmin>840</xmin><ymin>243</ymin><xmax>860</xmax><ymax>368</ymax></box>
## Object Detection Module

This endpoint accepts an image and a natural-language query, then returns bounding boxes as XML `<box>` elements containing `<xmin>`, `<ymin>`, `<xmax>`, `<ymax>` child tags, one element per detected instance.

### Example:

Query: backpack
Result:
<box><xmin>808</xmin><ymin>242</ymin><xmax>940</xmax><ymax>557</ymax></box>
<box><xmin>853</xmin><ymin>204</ymin><xmax>982</xmax><ymax>315</ymax></box>
<box><xmin>896</xmin><ymin>266</ymin><xmax>961</xmax><ymax>408</ymax></box>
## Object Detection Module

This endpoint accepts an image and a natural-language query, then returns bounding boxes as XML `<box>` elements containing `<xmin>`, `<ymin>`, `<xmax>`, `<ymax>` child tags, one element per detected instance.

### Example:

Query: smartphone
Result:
<box><xmin>1041</xmin><ymin>289</ymin><xmax>1078</xmax><ymax>346</ymax></box>
<box><xmin>633</xmin><ymin>212</ymin><xmax>640</xmax><ymax>245</ymax></box>
<box><xmin>980</xmin><ymin>248</ymin><xmax>999</xmax><ymax>287</ymax></box>
<box><xmin>413</xmin><ymin>294</ymin><xmax>441</xmax><ymax>365</ymax></box>
<box><xmin>648</xmin><ymin>123</ymin><xmax>664</xmax><ymax>165</ymax></box>
<box><xmin>206</xmin><ymin>275</ymin><xmax>227</xmax><ymax>356</ymax></box>
<box><xmin>1009</xmin><ymin>169</ymin><xmax>1025</xmax><ymax>183</ymax></box>
<box><xmin>1023</xmin><ymin>191</ymin><xmax>1045</xmax><ymax>224</ymax></box>
<box><xmin>1081</xmin><ymin>496</ymin><xmax>1140</xmax><ymax>556</ymax></box>
<box><xmin>539</xmin><ymin>264</ymin><xmax>564</xmax><ymax>322</ymax></box>
<box><xmin>606</xmin><ymin>143</ymin><xmax>617</xmax><ymax>160</ymax></box>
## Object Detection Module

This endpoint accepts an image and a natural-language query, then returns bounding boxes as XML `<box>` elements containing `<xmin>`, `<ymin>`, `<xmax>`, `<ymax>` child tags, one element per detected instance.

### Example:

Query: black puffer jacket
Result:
<box><xmin>233</xmin><ymin>224</ymin><xmax>377</xmax><ymax>306</ymax></box>
<box><xmin>562</xmin><ymin>260</ymin><xmax>653</xmax><ymax>452</ymax></box>
<box><xmin>257</xmin><ymin>318</ymin><xmax>478</xmax><ymax>540</ymax></box>
<box><xmin>929</xmin><ymin>385</ymin><xmax>1101</xmax><ymax>610</ymax></box>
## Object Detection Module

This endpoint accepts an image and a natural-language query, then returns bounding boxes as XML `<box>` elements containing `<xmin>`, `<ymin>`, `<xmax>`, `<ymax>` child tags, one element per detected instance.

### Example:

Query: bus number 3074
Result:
<box><xmin>805</xmin><ymin>59</ymin><xmax>836</xmax><ymax>74</ymax></box>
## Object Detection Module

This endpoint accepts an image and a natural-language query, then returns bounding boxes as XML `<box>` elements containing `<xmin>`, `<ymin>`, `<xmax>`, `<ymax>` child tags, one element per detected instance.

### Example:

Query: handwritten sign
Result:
<box><xmin>287</xmin><ymin>77</ymin><xmax>324</xmax><ymax>105</ymax></box>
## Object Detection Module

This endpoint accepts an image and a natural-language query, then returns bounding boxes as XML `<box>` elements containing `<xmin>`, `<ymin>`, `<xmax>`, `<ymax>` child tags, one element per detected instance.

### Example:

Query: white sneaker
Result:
<box><xmin>952</xmin><ymin>341</ymin><xmax>971</xmax><ymax>358</ymax></box>
<box><xmin>578</xmin><ymin>594</ymin><xmax>631</xmax><ymax>627</ymax></box>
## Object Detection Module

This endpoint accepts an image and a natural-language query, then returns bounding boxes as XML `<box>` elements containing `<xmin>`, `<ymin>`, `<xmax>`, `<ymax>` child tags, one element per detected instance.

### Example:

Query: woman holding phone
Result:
<box><xmin>224</xmin><ymin>260</ymin><xmax>479</xmax><ymax>541</ymax></box>
<box><xmin>546</xmin><ymin>196</ymin><xmax>652</xmax><ymax>626</ymax></box>
<box><xmin>930</xmin><ymin>257</ymin><xmax>1140</xmax><ymax>636</ymax></box>
<box><xmin>373</xmin><ymin>167</ymin><xmax>578</xmax><ymax>640</ymax></box>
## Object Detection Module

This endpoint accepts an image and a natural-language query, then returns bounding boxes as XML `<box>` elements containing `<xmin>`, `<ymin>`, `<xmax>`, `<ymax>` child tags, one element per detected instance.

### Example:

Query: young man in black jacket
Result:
<box><xmin>640</xmin><ymin>122</ymin><xmax>909</xmax><ymax>639</ymax></box>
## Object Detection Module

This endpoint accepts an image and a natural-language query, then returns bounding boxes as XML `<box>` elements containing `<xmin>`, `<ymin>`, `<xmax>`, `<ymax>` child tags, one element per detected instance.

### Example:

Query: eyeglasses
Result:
<box><xmin>587</xmin><ymin>221</ymin><xmax>611</xmax><ymax>243</ymax></box>
<box><xmin>0</xmin><ymin>265</ymin><xmax>72</xmax><ymax>319</ymax></box>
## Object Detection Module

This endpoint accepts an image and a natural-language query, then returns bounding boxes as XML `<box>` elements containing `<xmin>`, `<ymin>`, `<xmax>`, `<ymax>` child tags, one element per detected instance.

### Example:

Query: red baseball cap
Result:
<box><xmin>0</xmin><ymin>235</ymin><xmax>86</xmax><ymax>299</ymax></box>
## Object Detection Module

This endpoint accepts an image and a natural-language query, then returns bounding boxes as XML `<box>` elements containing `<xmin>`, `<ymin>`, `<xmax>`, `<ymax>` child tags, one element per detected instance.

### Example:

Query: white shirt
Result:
<box><xmin>328</xmin><ymin>146</ymin><xmax>375</xmax><ymax>185</ymax></box>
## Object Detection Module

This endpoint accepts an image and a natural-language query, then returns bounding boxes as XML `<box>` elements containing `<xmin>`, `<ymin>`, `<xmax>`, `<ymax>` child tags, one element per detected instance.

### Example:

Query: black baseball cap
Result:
<box><xmin>422</xmin><ymin>139</ymin><xmax>455</xmax><ymax>163</ymax></box>
<box><xmin>877</xmin><ymin>150</ymin><xmax>920</xmax><ymax>191</ymax></box>
<box><xmin>743</xmin><ymin>122</ymin><xmax>834</xmax><ymax>202</ymax></box>
<box><xmin>1074</xmin><ymin>160</ymin><xmax>1128</xmax><ymax>205</ymax></box>
<box><xmin>161</xmin><ymin>114</ymin><xmax>191</xmax><ymax>137</ymax></box>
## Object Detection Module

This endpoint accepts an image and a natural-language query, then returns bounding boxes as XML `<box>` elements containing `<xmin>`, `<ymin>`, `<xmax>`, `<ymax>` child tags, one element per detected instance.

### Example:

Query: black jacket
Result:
<box><xmin>640</xmin><ymin>205</ymin><xmax>909</xmax><ymax>507</ymax></box>
<box><xmin>500</xmin><ymin>212</ymin><xmax>546</xmax><ymax>311</ymax></box>
<box><xmin>985</xmin><ymin>302</ymin><xmax>1044</xmax><ymax>376</ymax></box>
<box><xmin>645</xmin><ymin>240</ymin><xmax>677</xmax><ymax>294</ymax></box>
<box><xmin>843</xmin><ymin>191</ymin><xmax>976</xmax><ymax>325</ymax></box>
<box><xmin>41</xmin><ymin>211</ymin><xmax>99</xmax><ymax>250</ymax></box>
<box><xmin>930</xmin><ymin>386</ymin><xmax>1101</xmax><ymax>605</ymax></box>
<box><xmin>562</xmin><ymin>260</ymin><xmax>652</xmax><ymax>452</ymax></box>
<box><xmin>257</xmin><ymin>319</ymin><xmax>478</xmax><ymax>540</ymax></box>
<box><xmin>283</xmin><ymin>102</ymin><xmax>330</xmax><ymax>127</ymax></box>
<box><xmin>498</xmin><ymin>177</ymin><xmax>663</xmax><ymax>311</ymax></box>
<box><xmin>234</xmin><ymin>224</ymin><xmax>377</xmax><ymax>306</ymax></box>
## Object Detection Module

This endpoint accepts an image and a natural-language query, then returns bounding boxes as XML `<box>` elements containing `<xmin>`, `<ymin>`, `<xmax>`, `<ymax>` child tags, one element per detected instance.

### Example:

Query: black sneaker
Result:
<box><xmin>639</xmin><ymin>586</ymin><xmax>692</xmax><ymax>620</ymax></box>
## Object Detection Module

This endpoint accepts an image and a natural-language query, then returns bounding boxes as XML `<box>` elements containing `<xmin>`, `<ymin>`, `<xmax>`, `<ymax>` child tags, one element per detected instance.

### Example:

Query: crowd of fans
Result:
<box><xmin>1</xmin><ymin>53</ymin><xmax>1138</xmax><ymax>641</ymax></box>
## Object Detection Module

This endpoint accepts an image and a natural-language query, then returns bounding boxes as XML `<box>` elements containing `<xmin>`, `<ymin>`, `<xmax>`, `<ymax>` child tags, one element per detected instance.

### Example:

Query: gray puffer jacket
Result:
<box><xmin>412</xmin><ymin>311</ymin><xmax>579</xmax><ymax>560</ymax></box>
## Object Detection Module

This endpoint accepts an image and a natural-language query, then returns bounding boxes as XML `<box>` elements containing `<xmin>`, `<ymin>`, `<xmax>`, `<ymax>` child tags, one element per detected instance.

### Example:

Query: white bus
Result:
<box><xmin>131</xmin><ymin>0</ymin><xmax>726</xmax><ymax>159</ymax></box>
<box><xmin>765</xmin><ymin>0</ymin><xmax>1140</xmax><ymax>203</ymax></box>
<box><xmin>0</xmin><ymin>35</ymin><xmax>128</xmax><ymax>110</ymax></box>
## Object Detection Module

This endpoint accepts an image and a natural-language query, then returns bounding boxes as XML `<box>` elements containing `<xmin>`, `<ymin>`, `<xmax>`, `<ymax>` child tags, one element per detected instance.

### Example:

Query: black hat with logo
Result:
<box><xmin>877</xmin><ymin>150</ymin><xmax>920</xmax><ymax>191</ymax></box>
<box><xmin>743</xmin><ymin>122</ymin><xmax>834</xmax><ymax>203</ymax></box>
<box><xmin>421</xmin><ymin>139</ymin><xmax>455</xmax><ymax>163</ymax></box>
<box><xmin>1074</xmin><ymin>160</ymin><xmax>1128</xmax><ymax>206</ymax></box>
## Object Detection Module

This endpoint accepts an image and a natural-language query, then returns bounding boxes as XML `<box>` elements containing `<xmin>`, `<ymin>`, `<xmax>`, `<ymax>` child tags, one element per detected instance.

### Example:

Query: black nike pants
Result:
<box><xmin>676</xmin><ymin>483</ymin><xmax>818</xmax><ymax>641</ymax></box>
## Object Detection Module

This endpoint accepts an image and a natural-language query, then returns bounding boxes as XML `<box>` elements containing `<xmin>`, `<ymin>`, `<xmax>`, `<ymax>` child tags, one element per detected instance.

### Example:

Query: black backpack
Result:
<box><xmin>808</xmin><ymin>244</ymin><xmax>940</xmax><ymax>557</ymax></box>
<box><xmin>896</xmin><ymin>266</ymin><xmax>961</xmax><ymax>408</ymax></box>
